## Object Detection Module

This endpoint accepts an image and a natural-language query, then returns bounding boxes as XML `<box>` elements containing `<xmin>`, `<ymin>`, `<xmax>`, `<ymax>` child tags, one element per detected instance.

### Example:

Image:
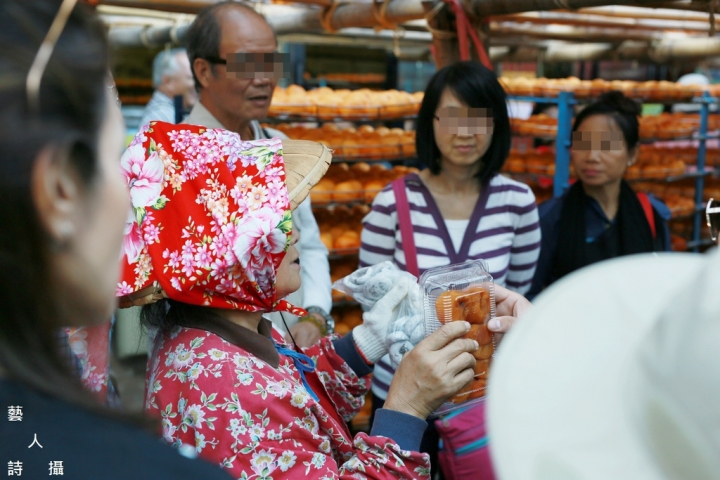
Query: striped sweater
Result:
<box><xmin>359</xmin><ymin>173</ymin><xmax>541</xmax><ymax>400</ymax></box>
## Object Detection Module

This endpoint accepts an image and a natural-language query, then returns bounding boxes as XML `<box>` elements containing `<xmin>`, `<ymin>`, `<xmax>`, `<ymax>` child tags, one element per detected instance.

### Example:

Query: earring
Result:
<box><xmin>50</xmin><ymin>223</ymin><xmax>74</xmax><ymax>252</ymax></box>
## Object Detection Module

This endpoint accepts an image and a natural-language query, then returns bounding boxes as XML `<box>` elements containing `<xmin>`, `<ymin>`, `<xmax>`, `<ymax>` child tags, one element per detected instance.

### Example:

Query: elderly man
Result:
<box><xmin>184</xmin><ymin>2</ymin><xmax>333</xmax><ymax>347</ymax></box>
<box><xmin>139</xmin><ymin>48</ymin><xmax>197</xmax><ymax>126</ymax></box>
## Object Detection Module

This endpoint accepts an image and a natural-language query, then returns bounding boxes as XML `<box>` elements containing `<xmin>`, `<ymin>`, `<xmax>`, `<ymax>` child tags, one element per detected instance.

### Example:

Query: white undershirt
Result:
<box><xmin>444</xmin><ymin>219</ymin><xmax>470</xmax><ymax>251</ymax></box>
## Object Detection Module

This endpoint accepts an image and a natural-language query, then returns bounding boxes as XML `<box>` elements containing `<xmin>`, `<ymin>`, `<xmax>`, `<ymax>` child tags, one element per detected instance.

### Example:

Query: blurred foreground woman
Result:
<box><xmin>0</xmin><ymin>1</ymin><xmax>231</xmax><ymax>477</ymax></box>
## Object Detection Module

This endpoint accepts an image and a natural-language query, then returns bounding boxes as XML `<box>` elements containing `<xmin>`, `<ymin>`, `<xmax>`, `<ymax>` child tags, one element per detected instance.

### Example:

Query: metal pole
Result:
<box><xmin>554</xmin><ymin>91</ymin><xmax>574</xmax><ymax>198</ymax></box>
<box><xmin>692</xmin><ymin>91</ymin><xmax>710</xmax><ymax>252</ymax></box>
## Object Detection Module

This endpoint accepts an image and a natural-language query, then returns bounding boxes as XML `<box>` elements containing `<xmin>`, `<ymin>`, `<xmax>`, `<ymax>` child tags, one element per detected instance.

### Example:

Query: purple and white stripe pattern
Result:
<box><xmin>359</xmin><ymin>173</ymin><xmax>541</xmax><ymax>400</ymax></box>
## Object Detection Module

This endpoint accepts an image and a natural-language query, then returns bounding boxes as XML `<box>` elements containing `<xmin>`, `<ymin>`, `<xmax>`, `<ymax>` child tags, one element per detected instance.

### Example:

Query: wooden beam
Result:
<box><xmin>274</xmin><ymin>0</ymin><xmax>334</xmax><ymax>7</ymax></box>
<box><xmin>104</xmin><ymin>2</ymin><xmax>427</xmax><ymax>48</ymax></box>
<box><xmin>544</xmin><ymin>42</ymin><xmax>614</xmax><ymax>62</ymax></box>
<box><xmin>96</xmin><ymin>0</ymin><xmax>704</xmax><ymax>17</ymax></box>
<box><xmin>97</xmin><ymin>0</ymin><xmax>215</xmax><ymax>14</ymax></box>
<box><xmin>99</xmin><ymin>0</ymin><xmax>720</xmax><ymax>65</ymax></box>
<box><xmin>302</xmin><ymin>0</ymin><xmax>425</xmax><ymax>32</ymax></box>
<box><xmin>96</xmin><ymin>0</ymin><xmax>709</xmax><ymax>42</ymax></box>
<box><xmin>489</xmin><ymin>21</ymin><xmax>663</xmax><ymax>42</ymax></box>
<box><xmin>463</xmin><ymin>0</ymin><xmax>680</xmax><ymax>18</ymax></box>
<box><xmin>108</xmin><ymin>23</ymin><xmax>191</xmax><ymax>47</ymax></box>
<box><xmin>485</xmin><ymin>41</ymin><xmax>643</xmax><ymax>63</ymax></box>
<box><xmin>102</xmin><ymin>17</ymin><xmax>670</xmax><ymax>49</ymax></box>
<box><xmin>492</xmin><ymin>36</ymin><xmax>720</xmax><ymax>63</ymax></box>
<box><xmin>644</xmin><ymin>1</ymin><xmax>720</xmax><ymax>13</ymax></box>
<box><xmin>493</xmin><ymin>11</ymin><xmax>711</xmax><ymax>33</ymax></box>
<box><xmin>103</xmin><ymin>17</ymin><xmax>720</xmax><ymax>64</ymax></box>
<box><xmin>489</xmin><ymin>46</ymin><xmax>542</xmax><ymax>62</ymax></box>
<box><xmin>576</xmin><ymin>5</ymin><xmax>709</xmax><ymax>21</ymax></box>
<box><xmin>651</xmin><ymin>36</ymin><xmax>720</xmax><ymax>62</ymax></box>
<box><xmin>98</xmin><ymin>0</ymin><xmax>427</xmax><ymax>31</ymax></box>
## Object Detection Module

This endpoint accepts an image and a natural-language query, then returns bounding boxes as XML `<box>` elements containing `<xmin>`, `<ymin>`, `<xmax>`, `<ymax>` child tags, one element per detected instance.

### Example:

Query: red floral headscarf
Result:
<box><xmin>116</xmin><ymin>121</ymin><xmax>306</xmax><ymax>316</ymax></box>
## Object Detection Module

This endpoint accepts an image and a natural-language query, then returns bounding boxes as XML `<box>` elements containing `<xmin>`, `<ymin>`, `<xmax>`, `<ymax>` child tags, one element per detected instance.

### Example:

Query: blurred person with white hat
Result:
<box><xmin>487</xmin><ymin>226</ymin><xmax>720</xmax><ymax>479</ymax></box>
<box><xmin>672</xmin><ymin>73</ymin><xmax>716</xmax><ymax>114</ymax></box>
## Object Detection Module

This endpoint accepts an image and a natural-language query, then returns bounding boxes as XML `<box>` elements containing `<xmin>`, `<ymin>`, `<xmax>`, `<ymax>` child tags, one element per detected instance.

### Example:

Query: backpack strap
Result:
<box><xmin>392</xmin><ymin>177</ymin><xmax>419</xmax><ymax>278</ymax></box>
<box><xmin>636</xmin><ymin>192</ymin><xmax>656</xmax><ymax>239</ymax></box>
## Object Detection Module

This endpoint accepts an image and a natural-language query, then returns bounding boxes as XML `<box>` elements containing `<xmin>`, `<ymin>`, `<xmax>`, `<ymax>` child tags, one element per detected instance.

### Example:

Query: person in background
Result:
<box><xmin>138</xmin><ymin>48</ymin><xmax>197</xmax><ymax>127</ymax></box>
<box><xmin>528</xmin><ymin>91</ymin><xmax>671</xmax><ymax>299</ymax></box>
<box><xmin>359</xmin><ymin>61</ymin><xmax>541</xmax><ymax>473</ymax></box>
<box><xmin>671</xmin><ymin>72</ymin><xmax>714</xmax><ymax>114</ymax></box>
<box><xmin>0</xmin><ymin>1</ymin><xmax>231</xmax><ymax>477</ymax></box>
<box><xmin>184</xmin><ymin>1</ymin><xmax>332</xmax><ymax>347</ymax></box>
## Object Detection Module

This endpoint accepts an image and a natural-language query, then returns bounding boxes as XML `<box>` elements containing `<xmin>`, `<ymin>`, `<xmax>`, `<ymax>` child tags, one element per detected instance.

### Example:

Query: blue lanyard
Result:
<box><xmin>273</xmin><ymin>342</ymin><xmax>319</xmax><ymax>402</ymax></box>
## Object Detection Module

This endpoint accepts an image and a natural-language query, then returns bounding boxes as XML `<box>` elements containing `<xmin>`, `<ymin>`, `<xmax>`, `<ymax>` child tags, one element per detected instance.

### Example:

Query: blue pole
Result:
<box><xmin>554</xmin><ymin>91</ymin><xmax>574</xmax><ymax>198</ymax></box>
<box><xmin>692</xmin><ymin>92</ymin><xmax>710</xmax><ymax>252</ymax></box>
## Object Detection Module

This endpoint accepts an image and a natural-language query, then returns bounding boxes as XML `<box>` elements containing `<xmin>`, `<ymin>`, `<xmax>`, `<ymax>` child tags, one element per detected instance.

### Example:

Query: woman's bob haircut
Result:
<box><xmin>416</xmin><ymin>61</ymin><xmax>510</xmax><ymax>185</ymax></box>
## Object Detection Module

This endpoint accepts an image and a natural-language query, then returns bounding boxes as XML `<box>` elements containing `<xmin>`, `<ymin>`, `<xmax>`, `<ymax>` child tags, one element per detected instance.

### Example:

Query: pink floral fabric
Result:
<box><xmin>65</xmin><ymin>322</ymin><xmax>111</xmax><ymax>401</ymax></box>
<box><xmin>146</xmin><ymin>326</ymin><xmax>431</xmax><ymax>479</ymax></box>
<box><xmin>117</xmin><ymin>121</ymin><xmax>305</xmax><ymax>316</ymax></box>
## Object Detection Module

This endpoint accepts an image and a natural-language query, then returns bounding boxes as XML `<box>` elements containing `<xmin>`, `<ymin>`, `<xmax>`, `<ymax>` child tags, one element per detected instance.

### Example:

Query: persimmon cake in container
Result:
<box><xmin>421</xmin><ymin>260</ymin><xmax>497</xmax><ymax>414</ymax></box>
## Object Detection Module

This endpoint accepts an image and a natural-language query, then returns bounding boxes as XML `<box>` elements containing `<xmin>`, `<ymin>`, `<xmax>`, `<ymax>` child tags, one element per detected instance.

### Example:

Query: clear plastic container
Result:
<box><xmin>420</xmin><ymin>260</ymin><xmax>496</xmax><ymax>416</ymax></box>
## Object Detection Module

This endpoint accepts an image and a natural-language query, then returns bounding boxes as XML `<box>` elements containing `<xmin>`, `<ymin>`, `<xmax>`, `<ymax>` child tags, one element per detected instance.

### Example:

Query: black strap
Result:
<box><xmin>553</xmin><ymin>180</ymin><xmax>656</xmax><ymax>280</ymax></box>
<box><xmin>173</xmin><ymin>95</ymin><xmax>184</xmax><ymax>124</ymax></box>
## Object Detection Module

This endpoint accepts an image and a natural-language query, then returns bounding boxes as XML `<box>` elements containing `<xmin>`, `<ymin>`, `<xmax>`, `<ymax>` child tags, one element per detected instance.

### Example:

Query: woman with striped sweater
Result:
<box><xmin>359</xmin><ymin>61</ymin><xmax>541</xmax><ymax>474</ymax></box>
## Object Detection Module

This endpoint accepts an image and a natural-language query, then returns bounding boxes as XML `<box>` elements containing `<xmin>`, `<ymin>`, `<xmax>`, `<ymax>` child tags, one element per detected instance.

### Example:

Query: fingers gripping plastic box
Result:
<box><xmin>420</xmin><ymin>260</ymin><xmax>496</xmax><ymax>415</ymax></box>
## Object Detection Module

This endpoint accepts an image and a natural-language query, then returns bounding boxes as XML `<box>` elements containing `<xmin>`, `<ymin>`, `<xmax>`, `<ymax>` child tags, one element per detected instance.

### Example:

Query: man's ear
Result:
<box><xmin>193</xmin><ymin>58</ymin><xmax>213</xmax><ymax>90</ymax></box>
<box><xmin>31</xmin><ymin>146</ymin><xmax>82</xmax><ymax>247</ymax></box>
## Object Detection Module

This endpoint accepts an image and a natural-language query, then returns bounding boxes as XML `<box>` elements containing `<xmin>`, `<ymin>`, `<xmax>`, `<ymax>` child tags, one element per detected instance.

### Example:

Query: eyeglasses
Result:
<box><xmin>26</xmin><ymin>0</ymin><xmax>79</xmax><ymax>112</ymax></box>
<box><xmin>706</xmin><ymin>198</ymin><xmax>720</xmax><ymax>241</ymax></box>
<box><xmin>202</xmin><ymin>56</ymin><xmax>228</xmax><ymax>66</ymax></box>
<box><xmin>202</xmin><ymin>52</ymin><xmax>288</xmax><ymax>80</ymax></box>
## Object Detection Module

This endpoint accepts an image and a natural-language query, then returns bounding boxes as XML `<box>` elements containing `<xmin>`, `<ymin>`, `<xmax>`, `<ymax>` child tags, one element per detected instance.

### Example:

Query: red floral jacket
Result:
<box><xmin>145</xmin><ymin>314</ymin><xmax>430</xmax><ymax>479</ymax></box>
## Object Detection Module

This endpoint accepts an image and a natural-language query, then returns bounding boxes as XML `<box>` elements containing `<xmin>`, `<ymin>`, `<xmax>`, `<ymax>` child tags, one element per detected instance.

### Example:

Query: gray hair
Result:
<box><xmin>152</xmin><ymin>48</ymin><xmax>187</xmax><ymax>88</ymax></box>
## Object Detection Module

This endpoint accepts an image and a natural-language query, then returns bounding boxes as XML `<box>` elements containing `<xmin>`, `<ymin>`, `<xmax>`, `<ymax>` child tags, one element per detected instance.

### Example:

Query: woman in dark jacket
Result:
<box><xmin>529</xmin><ymin>91</ymin><xmax>671</xmax><ymax>299</ymax></box>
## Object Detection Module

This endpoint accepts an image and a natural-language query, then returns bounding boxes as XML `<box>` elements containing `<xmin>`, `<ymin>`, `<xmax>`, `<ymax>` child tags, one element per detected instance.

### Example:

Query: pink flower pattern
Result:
<box><xmin>120</xmin><ymin>144</ymin><xmax>164</xmax><ymax>209</ymax></box>
<box><xmin>65</xmin><ymin>322</ymin><xmax>111</xmax><ymax>402</ymax></box>
<box><xmin>118</xmin><ymin>121</ymin><xmax>305</xmax><ymax>316</ymax></box>
<box><xmin>145</xmin><ymin>328</ymin><xmax>431</xmax><ymax>479</ymax></box>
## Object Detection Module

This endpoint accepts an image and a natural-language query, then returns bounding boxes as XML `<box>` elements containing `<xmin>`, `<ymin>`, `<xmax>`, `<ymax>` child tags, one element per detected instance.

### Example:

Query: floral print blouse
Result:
<box><xmin>145</xmin><ymin>312</ymin><xmax>430</xmax><ymax>479</ymax></box>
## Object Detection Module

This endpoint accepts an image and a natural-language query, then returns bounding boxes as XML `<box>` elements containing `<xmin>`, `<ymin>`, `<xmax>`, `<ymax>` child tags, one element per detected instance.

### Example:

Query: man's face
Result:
<box><xmin>203</xmin><ymin>8</ymin><xmax>279</xmax><ymax>125</ymax></box>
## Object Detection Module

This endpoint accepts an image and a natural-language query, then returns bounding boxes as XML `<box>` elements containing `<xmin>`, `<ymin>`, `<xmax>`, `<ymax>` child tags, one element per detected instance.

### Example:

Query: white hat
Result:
<box><xmin>487</xmin><ymin>251</ymin><xmax>720</xmax><ymax>479</ymax></box>
<box><xmin>676</xmin><ymin>73</ymin><xmax>710</xmax><ymax>86</ymax></box>
<box><xmin>672</xmin><ymin>73</ymin><xmax>711</xmax><ymax>113</ymax></box>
